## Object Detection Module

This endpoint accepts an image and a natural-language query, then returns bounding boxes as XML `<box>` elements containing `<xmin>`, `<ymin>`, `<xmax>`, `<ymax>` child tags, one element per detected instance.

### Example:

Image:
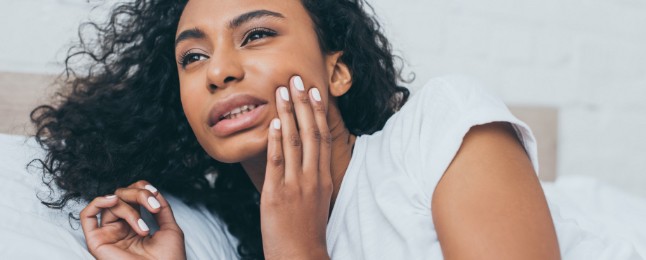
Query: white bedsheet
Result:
<box><xmin>543</xmin><ymin>176</ymin><xmax>646</xmax><ymax>259</ymax></box>
<box><xmin>1</xmin><ymin>133</ymin><xmax>644</xmax><ymax>259</ymax></box>
<box><xmin>0</xmin><ymin>134</ymin><xmax>239</xmax><ymax>259</ymax></box>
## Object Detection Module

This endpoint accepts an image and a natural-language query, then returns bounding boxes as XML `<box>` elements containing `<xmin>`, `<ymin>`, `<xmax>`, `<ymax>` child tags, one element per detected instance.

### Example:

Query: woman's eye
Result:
<box><xmin>241</xmin><ymin>28</ymin><xmax>277</xmax><ymax>46</ymax></box>
<box><xmin>179</xmin><ymin>52</ymin><xmax>207</xmax><ymax>68</ymax></box>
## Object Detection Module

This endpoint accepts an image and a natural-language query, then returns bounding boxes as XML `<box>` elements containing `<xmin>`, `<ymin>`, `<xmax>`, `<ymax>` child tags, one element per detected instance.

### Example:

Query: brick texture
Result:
<box><xmin>0</xmin><ymin>0</ymin><xmax>644</xmax><ymax>197</ymax></box>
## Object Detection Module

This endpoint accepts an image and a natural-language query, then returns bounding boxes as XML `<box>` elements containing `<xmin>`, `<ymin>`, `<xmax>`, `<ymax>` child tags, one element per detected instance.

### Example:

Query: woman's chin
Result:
<box><xmin>197</xmin><ymin>126</ymin><xmax>270</xmax><ymax>163</ymax></box>
<box><xmin>207</xmin><ymin>142</ymin><xmax>268</xmax><ymax>164</ymax></box>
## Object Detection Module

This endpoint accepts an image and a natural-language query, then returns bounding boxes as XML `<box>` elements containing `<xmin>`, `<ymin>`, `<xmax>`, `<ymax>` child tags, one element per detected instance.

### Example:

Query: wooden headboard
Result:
<box><xmin>0</xmin><ymin>71</ymin><xmax>557</xmax><ymax>181</ymax></box>
<box><xmin>0</xmin><ymin>72</ymin><xmax>58</xmax><ymax>136</ymax></box>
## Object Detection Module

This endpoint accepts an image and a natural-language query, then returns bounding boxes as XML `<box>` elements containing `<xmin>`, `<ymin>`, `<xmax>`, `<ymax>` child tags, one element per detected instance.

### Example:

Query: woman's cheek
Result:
<box><xmin>179</xmin><ymin>84</ymin><xmax>210</xmax><ymax>143</ymax></box>
<box><xmin>179</xmin><ymin>92</ymin><xmax>195</xmax><ymax>123</ymax></box>
<box><xmin>250</xmin><ymin>48</ymin><xmax>326</xmax><ymax>83</ymax></box>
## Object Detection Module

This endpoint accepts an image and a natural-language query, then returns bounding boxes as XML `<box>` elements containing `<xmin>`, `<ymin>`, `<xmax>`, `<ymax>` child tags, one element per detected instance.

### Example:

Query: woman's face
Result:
<box><xmin>175</xmin><ymin>0</ymin><xmax>333</xmax><ymax>163</ymax></box>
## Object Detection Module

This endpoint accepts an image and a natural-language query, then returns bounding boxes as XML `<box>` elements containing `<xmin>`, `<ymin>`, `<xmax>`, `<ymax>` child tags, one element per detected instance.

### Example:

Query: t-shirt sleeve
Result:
<box><xmin>391</xmin><ymin>75</ymin><xmax>539</xmax><ymax>206</ymax></box>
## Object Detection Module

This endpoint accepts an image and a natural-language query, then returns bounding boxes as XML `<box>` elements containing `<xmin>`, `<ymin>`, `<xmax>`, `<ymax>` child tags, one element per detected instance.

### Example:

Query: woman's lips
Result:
<box><xmin>210</xmin><ymin>104</ymin><xmax>267</xmax><ymax>137</ymax></box>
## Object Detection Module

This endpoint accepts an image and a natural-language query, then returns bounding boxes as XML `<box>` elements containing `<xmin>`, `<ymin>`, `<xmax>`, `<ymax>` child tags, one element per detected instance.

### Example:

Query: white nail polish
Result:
<box><xmin>144</xmin><ymin>184</ymin><xmax>157</xmax><ymax>193</ymax></box>
<box><xmin>148</xmin><ymin>196</ymin><xmax>160</xmax><ymax>209</ymax></box>
<box><xmin>311</xmin><ymin>88</ymin><xmax>321</xmax><ymax>101</ymax></box>
<box><xmin>272</xmin><ymin>118</ymin><xmax>281</xmax><ymax>130</ymax></box>
<box><xmin>279</xmin><ymin>87</ymin><xmax>290</xmax><ymax>101</ymax></box>
<box><xmin>294</xmin><ymin>76</ymin><xmax>305</xmax><ymax>91</ymax></box>
<box><xmin>105</xmin><ymin>194</ymin><xmax>116</xmax><ymax>199</ymax></box>
<box><xmin>138</xmin><ymin>219</ymin><xmax>149</xmax><ymax>232</ymax></box>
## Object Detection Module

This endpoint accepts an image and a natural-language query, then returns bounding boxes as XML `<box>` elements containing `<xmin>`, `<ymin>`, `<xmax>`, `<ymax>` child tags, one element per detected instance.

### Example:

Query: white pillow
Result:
<box><xmin>0</xmin><ymin>133</ymin><xmax>239</xmax><ymax>259</ymax></box>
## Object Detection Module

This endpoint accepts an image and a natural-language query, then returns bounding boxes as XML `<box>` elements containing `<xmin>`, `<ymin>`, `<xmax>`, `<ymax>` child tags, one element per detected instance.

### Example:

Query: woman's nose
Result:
<box><xmin>205</xmin><ymin>48</ymin><xmax>245</xmax><ymax>91</ymax></box>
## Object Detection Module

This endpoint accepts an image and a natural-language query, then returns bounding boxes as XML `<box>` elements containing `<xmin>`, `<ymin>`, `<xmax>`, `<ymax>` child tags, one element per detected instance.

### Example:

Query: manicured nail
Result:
<box><xmin>311</xmin><ymin>88</ymin><xmax>321</xmax><ymax>102</ymax></box>
<box><xmin>138</xmin><ymin>218</ymin><xmax>149</xmax><ymax>231</ymax></box>
<box><xmin>148</xmin><ymin>196</ymin><xmax>160</xmax><ymax>209</ymax></box>
<box><xmin>294</xmin><ymin>76</ymin><xmax>304</xmax><ymax>91</ymax></box>
<box><xmin>279</xmin><ymin>87</ymin><xmax>290</xmax><ymax>101</ymax></box>
<box><xmin>144</xmin><ymin>184</ymin><xmax>157</xmax><ymax>193</ymax></box>
<box><xmin>105</xmin><ymin>194</ymin><xmax>116</xmax><ymax>199</ymax></box>
<box><xmin>272</xmin><ymin>118</ymin><xmax>281</xmax><ymax>130</ymax></box>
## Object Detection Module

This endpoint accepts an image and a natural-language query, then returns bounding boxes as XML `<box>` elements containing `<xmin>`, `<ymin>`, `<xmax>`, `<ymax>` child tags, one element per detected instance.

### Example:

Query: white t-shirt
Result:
<box><xmin>325</xmin><ymin>75</ymin><xmax>644</xmax><ymax>260</ymax></box>
<box><xmin>325</xmin><ymin>75</ymin><xmax>540</xmax><ymax>259</ymax></box>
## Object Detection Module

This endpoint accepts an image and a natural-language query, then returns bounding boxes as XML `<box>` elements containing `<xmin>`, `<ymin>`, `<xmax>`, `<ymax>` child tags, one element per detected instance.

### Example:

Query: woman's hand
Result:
<box><xmin>261</xmin><ymin>75</ymin><xmax>333</xmax><ymax>260</ymax></box>
<box><xmin>80</xmin><ymin>180</ymin><xmax>186</xmax><ymax>260</ymax></box>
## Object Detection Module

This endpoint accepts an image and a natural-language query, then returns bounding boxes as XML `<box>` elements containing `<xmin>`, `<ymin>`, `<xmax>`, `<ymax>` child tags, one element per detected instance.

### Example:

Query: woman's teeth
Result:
<box><xmin>222</xmin><ymin>104</ymin><xmax>257</xmax><ymax>120</ymax></box>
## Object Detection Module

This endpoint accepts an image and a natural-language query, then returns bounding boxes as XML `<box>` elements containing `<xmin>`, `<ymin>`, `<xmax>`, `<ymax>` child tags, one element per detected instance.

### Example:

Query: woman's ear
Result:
<box><xmin>326</xmin><ymin>52</ymin><xmax>352</xmax><ymax>97</ymax></box>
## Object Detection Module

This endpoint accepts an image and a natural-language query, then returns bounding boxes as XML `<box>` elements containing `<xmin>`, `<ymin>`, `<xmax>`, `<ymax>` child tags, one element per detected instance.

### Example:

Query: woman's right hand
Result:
<box><xmin>260</xmin><ymin>75</ymin><xmax>333</xmax><ymax>260</ymax></box>
<box><xmin>80</xmin><ymin>180</ymin><xmax>186</xmax><ymax>260</ymax></box>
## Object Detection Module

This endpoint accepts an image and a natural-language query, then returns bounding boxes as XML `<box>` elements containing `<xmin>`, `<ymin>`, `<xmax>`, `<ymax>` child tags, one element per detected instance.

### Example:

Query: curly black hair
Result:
<box><xmin>30</xmin><ymin>0</ymin><xmax>411</xmax><ymax>259</ymax></box>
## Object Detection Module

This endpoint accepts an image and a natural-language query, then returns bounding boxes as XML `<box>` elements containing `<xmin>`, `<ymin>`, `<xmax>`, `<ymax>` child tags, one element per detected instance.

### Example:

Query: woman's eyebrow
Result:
<box><xmin>175</xmin><ymin>10</ymin><xmax>285</xmax><ymax>48</ymax></box>
<box><xmin>175</xmin><ymin>27</ymin><xmax>205</xmax><ymax>47</ymax></box>
<box><xmin>228</xmin><ymin>9</ymin><xmax>285</xmax><ymax>29</ymax></box>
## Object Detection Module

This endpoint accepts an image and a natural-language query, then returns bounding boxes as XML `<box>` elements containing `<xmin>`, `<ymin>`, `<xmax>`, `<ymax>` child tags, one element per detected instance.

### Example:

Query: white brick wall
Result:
<box><xmin>0</xmin><ymin>0</ymin><xmax>114</xmax><ymax>73</ymax></box>
<box><xmin>370</xmin><ymin>0</ymin><xmax>646</xmax><ymax>197</ymax></box>
<box><xmin>1</xmin><ymin>0</ymin><xmax>645</xmax><ymax>197</ymax></box>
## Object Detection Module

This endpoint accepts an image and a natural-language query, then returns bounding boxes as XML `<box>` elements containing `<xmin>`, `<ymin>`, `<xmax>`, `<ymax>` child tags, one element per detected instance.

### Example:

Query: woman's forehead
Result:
<box><xmin>177</xmin><ymin>0</ymin><xmax>306</xmax><ymax>32</ymax></box>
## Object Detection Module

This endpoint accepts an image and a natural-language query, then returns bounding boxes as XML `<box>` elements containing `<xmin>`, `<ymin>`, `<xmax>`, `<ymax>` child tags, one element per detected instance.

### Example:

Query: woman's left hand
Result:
<box><xmin>260</xmin><ymin>75</ymin><xmax>333</xmax><ymax>260</ymax></box>
<box><xmin>79</xmin><ymin>181</ymin><xmax>186</xmax><ymax>260</ymax></box>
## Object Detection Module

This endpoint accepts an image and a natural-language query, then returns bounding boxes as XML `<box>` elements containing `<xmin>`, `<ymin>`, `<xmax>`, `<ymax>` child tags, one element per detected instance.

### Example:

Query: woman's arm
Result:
<box><xmin>432</xmin><ymin>122</ymin><xmax>560</xmax><ymax>259</ymax></box>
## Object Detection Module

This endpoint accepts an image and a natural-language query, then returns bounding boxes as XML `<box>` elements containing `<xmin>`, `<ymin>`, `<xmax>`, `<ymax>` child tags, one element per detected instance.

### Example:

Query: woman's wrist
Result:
<box><xmin>265</xmin><ymin>244</ymin><xmax>329</xmax><ymax>260</ymax></box>
<box><xmin>300</xmin><ymin>246</ymin><xmax>330</xmax><ymax>260</ymax></box>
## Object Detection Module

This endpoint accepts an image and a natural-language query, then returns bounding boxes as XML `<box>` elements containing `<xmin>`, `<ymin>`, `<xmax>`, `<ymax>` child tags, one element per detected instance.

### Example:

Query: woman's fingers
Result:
<box><xmin>288</xmin><ymin>75</ymin><xmax>320</xmax><ymax>176</ymax></box>
<box><xmin>148</xmin><ymin>191</ymin><xmax>181</xmax><ymax>233</ymax></box>
<box><xmin>127</xmin><ymin>180</ymin><xmax>159</xmax><ymax>194</ymax></box>
<box><xmin>276</xmin><ymin>84</ymin><xmax>302</xmax><ymax>181</ymax></box>
<box><xmin>114</xmin><ymin>186</ymin><xmax>161</xmax><ymax>214</ymax></box>
<box><xmin>271</xmin><ymin>75</ymin><xmax>329</xmax><ymax>186</ymax></box>
<box><xmin>99</xmin><ymin>198</ymin><xmax>150</xmax><ymax>236</ymax></box>
<box><xmin>122</xmin><ymin>181</ymin><xmax>182</xmax><ymax>233</ymax></box>
<box><xmin>265</xmin><ymin>118</ymin><xmax>285</xmax><ymax>191</ymax></box>
<box><xmin>80</xmin><ymin>194</ymin><xmax>148</xmax><ymax>245</ymax></box>
<box><xmin>308</xmin><ymin>87</ymin><xmax>332</xmax><ymax>182</ymax></box>
<box><xmin>80</xmin><ymin>195</ymin><xmax>119</xmax><ymax>234</ymax></box>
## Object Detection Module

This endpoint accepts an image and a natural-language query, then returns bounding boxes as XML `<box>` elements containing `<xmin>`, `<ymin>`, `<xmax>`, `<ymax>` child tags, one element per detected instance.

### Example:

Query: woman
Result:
<box><xmin>31</xmin><ymin>0</ymin><xmax>560</xmax><ymax>259</ymax></box>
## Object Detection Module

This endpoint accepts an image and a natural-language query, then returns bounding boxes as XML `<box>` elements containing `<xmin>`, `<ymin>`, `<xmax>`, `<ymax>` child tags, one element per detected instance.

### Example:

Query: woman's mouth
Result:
<box><xmin>220</xmin><ymin>104</ymin><xmax>259</xmax><ymax>120</ymax></box>
<box><xmin>208</xmin><ymin>94</ymin><xmax>269</xmax><ymax>137</ymax></box>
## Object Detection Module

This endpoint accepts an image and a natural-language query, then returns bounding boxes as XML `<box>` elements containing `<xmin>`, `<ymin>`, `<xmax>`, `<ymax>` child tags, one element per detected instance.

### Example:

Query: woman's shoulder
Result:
<box><xmin>404</xmin><ymin>74</ymin><xmax>503</xmax><ymax>115</ymax></box>
<box><xmin>377</xmin><ymin>74</ymin><xmax>515</xmax><ymax>142</ymax></box>
<box><xmin>361</xmin><ymin>74</ymin><xmax>539</xmax><ymax>201</ymax></box>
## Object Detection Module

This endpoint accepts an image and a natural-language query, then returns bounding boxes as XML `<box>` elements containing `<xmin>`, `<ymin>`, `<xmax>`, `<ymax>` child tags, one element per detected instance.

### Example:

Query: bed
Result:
<box><xmin>1</xmin><ymin>71</ymin><xmax>644</xmax><ymax>259</ymax></box>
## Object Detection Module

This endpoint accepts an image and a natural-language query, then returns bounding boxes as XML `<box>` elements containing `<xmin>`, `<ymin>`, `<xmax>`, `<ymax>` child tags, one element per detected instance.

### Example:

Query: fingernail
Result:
<box><xmin>138</xmin><ymin>218</ymin><xmax>149</xmax><ymax>231</ymax></box>
<box><xmin>279</xmin><ymin>87</ymin><xmax>289</xmax><ymax>101</ymax></box>
<box><xmin>148</xmin><ymin>196</ymin><xmax>160</xmax><ymax>209</ymax></box>
<box><xmin>144</xmin><ymin>184</ymin><xmax>157</xmax><ymax>193</ymax></box>
<box><xmin>311</xmin><ymin>88</ymin><xmax>321</xmax><ymax>102</ymax></box>
<box><xmin>294</xmin><ymin>76</ymin><xmax>304</xmax><ymax>91</ymax></box>
<box><xmin>272</xmin><ymin>118</ymin><xmax>281</xmax><ymax>130</ymax></box>
<box><xmin>105</xmin><ymin>194</ymin><xmax>116</xmax><ymax>199</ymax></box>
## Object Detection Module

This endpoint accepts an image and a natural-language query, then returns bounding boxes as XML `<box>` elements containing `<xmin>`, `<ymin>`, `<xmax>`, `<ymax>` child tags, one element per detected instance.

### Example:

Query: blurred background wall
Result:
<box><xmin>0</xmin><ymin>0</ymin><xmax>644</xmax><ymax>197</ymax></box>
